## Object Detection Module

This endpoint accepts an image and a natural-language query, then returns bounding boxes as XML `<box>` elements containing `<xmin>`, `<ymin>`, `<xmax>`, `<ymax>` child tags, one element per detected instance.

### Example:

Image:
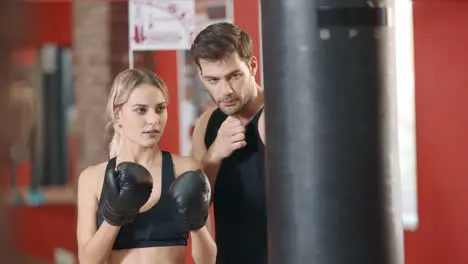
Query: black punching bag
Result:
<box><xmin>261</xmin><ymin>1</ymin><xmax>399</xmax><ymax>264</ymax></box>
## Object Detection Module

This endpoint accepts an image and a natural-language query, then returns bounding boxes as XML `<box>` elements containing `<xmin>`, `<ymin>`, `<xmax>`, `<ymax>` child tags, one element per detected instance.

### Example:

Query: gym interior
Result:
<box><xmin>4</xmin><ymin>0</ymin><xmax>468</xmax><ymax>263</ymax></box>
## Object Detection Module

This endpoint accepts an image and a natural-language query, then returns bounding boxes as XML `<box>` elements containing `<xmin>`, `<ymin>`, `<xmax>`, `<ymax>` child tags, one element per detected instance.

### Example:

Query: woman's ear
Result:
<box><xmin>112</xmin><ymin>109</ymin><xmax>122</xmax><ymax>130</ymax></box>
<box><xmin>114</xmin><ymin>108</ymin><xmax>121</xmax><ymax>121</ymax></box>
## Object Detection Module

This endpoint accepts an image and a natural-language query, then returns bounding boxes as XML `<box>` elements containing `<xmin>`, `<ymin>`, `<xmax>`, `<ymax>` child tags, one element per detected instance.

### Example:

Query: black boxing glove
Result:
<box><xmin>169</xmin><ymin>170</ymin><xmax>211</xmax><ymax>231</ymax></box>
<box><xmin>102</xmin><ymin>161</ymin><xmax>153</xmax><ymax>226</ymax></box>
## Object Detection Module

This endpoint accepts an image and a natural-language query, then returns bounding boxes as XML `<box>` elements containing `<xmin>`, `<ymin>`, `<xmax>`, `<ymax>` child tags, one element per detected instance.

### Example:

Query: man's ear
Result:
<box><xmin>249</xmin><ymin>56</ymin><xmax>258</xmax><ymax>76</ymax></box>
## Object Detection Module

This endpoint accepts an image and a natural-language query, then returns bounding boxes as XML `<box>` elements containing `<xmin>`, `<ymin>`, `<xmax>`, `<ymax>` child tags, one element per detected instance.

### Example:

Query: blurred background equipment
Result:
<box><xmin>8</xmin><ymin>44</ymin><xmax>74</xmax><ymax>207</ymax></box>
<box><xmin>0</xmin><ymin>0</ymin><xmax>29</xmax><ymax>262</ymax></box>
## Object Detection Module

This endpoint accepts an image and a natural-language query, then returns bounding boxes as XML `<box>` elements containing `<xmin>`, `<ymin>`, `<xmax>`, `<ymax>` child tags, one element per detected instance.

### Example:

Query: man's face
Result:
<box><xmin>198</xmin><ymin>52</ymin><xmax>257</xmax><ymax>115</ymax></box>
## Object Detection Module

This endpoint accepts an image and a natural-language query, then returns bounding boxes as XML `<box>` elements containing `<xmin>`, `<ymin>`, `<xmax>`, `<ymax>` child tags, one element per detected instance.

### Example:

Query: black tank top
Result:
<box><xmin>204</xmin><ymin>108</ymin><xmax>267</xmax><ymax>264</ymax></box>
<box><xmin>96</xmin><ymin>151</ymin><xmax>188</xmax><ymax>250</ymax></box>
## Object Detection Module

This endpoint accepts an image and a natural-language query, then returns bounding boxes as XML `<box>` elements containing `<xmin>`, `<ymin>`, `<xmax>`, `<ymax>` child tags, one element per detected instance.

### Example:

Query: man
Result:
<box><xmin>190</xmin><ymin>22</ymin><xmax>267</xmax><ymax>264</ymax></box>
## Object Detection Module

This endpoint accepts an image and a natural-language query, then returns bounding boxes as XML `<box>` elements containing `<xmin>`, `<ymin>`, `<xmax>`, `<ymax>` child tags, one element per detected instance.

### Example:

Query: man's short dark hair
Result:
<box><xmin>190</xmin><ymin>22</ymin><xmax>253</xmax><ymax>70</ymax></box>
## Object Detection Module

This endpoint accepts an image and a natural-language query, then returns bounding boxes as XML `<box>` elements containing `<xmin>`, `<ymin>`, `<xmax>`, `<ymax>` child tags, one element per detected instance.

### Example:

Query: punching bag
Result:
<box><xmin>261</xmin><ymin>0</ymin><xmax>400</xmax><ymax>263</ymax></box>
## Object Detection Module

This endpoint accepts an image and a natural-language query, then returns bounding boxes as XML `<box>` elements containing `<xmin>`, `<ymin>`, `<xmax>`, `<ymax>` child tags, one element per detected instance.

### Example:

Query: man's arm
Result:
<box><xmin>191</xmin><ymin>108</ymin><xmax>222</xmax><ymax>193</ymax></box>
<box><xmin>258</xmin><ymin>111</ymin><xmax>266</xmax><ymax>146</ymax></box>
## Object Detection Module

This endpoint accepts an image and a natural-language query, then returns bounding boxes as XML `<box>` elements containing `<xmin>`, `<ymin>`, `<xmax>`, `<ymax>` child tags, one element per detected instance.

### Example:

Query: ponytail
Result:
<box><xmin>108</xmin><ymin>124</ymin><xmax>121</xmax><ymax>158</ymax></box>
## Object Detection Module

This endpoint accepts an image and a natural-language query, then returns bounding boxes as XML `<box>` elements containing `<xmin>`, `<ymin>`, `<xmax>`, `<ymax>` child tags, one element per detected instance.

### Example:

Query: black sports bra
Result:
<box><xmin>96</xmin><ymin>151</ymin><xmax>188</xmax><ymax>250</ymax></box>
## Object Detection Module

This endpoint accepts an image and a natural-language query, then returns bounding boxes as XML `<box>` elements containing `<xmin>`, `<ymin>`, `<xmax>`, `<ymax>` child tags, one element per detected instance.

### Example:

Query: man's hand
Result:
<box><xmin>208</xmin><ymin>116</ymin><xmax>246</xmax><ymax>161</ymax></box>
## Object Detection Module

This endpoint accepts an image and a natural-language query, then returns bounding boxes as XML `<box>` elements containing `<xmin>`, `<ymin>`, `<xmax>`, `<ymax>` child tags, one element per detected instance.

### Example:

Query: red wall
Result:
<box><xmin>16</xmin><ymin>1</ymin><xmax>468</xmax><ymax>263</ymax></box>
<box><xmin>154</xmin><ymin>50</ymin><xmax>180</xmax><ymax>153</ymax></box>
<box><xmin>403</xmin><ymin>1</ymin><xmax>468</xmax><ymax>263</ymax></box>
<box><xmin>26</xmin><ymin>2</ymin><xmax>71</xmax><ymax>47</ymax></box>
<box><xmin>233</xmin><ymin>1</ymin><xmax>261</xmax><ymax>84</ymax></box>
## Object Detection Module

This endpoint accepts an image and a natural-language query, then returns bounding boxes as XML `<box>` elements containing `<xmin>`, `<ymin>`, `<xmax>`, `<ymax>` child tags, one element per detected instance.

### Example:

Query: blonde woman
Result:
<box><xmin>76</xmin><ymin>68</ymin><xmax>216</xmax><ymax>264</ymax></box>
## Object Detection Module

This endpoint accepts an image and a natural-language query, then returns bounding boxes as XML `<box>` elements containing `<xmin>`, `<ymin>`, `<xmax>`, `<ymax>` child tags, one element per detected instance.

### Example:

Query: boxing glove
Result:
<box><xmin>102</xmin><ymin>161</ymin><xmax>153</xmax><ymax>226</ymax></box>
<box><xmin>170</xmin><ymin>170</ymin><xmax>211</xmax><ymax>231</ymax></box>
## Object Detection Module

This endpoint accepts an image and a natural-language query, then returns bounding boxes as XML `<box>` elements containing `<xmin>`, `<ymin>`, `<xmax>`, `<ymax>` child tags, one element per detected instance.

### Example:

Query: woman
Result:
<box><xmin>76</xmin><ymin>68</ymin><xmax>216</xmax><ymax>264</ymax></box>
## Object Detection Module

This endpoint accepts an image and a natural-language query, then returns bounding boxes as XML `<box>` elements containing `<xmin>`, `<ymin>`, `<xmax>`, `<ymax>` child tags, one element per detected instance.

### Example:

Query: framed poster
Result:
<box><xmin>129</xmin><ymin>0</ymin><xmax>196</xmax><ymax>51</ymax></box>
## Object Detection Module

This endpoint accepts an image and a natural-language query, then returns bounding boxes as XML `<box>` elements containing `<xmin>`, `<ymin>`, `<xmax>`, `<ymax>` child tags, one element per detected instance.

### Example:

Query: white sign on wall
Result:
<box><xmin>129</xmin><ymin>0</ymin><xmax>196</xmax><ymax>51</ymax></box>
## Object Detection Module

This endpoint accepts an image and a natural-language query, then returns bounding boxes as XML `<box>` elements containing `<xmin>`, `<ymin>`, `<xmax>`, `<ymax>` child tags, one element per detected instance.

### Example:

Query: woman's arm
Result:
<box><xmin>76</xmin><ymin>167</ymin><xmax>121</xmax><ymax>264</ymax></box>
<box><xmin>174</xmin><ymin>156</ymin><xmax>217</xmax><ymax>264</ymax></box>
<box><xmin>191</xmin><ymin>213</ymin><xmax>217</xmax><ymax>264</ymax></box>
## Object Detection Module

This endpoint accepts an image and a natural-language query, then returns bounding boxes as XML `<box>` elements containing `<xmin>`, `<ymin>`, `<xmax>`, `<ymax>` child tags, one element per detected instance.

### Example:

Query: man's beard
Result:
<box><xmin>209</xmin><ymin>92</ymin><xmax>246</xmax><ymax>115</ymax></box>
<box><xmin>219</xmin><ymin>101</ymin><xmax>246</xmax><ymax>115</ymax></box>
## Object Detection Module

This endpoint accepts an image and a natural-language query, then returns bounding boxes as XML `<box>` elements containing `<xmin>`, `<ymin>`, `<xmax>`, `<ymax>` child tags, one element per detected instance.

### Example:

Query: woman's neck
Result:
<box><xmin>118</xmin><ymin>140</ymin><xmax>161</xmax><ymax>167</ymax></box>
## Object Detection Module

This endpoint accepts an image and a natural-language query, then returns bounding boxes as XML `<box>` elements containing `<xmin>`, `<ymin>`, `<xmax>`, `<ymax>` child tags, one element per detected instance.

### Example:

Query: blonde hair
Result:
<box><xmin>106</xmin><ymin>68</ymin><xmax>169</xmax><ymax>158</ymax></box>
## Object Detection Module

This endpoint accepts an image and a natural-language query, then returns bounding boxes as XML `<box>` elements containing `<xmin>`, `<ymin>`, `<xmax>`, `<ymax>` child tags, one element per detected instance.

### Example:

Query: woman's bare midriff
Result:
<box><xmin>108</xmin><ymin>246</ymin><xmax>186</xmax><ymax>264</ymax></box>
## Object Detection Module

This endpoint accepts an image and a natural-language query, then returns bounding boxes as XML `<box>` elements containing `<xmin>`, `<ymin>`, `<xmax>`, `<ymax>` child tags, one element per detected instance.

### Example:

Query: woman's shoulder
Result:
<box><xmin>81</xmin><ymin>160</ymin><xmax>109</xmax><ymax>176</ymax></box>
<box><xmin>77</xmin><ymin>160</ymin><xmax>110</xmax><ymax>188</ymax></box>
<box><xmin>168</xmin><ymin>153</ymin><xmax>202</xmax><ymax>176</ymax></box>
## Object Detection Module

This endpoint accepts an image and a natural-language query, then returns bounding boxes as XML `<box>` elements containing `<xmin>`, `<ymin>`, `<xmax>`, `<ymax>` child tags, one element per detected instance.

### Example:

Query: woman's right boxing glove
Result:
<box><xmin>102</xmin><ymin>161</ymin><xmax>153</xmax><ymax>226</ymax></box>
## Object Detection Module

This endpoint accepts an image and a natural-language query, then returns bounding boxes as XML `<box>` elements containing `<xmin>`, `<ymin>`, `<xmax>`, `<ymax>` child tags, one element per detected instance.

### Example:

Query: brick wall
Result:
<box><xmin>73</xmin><ymin>2</ymin><xmax>112</xmax><ymax>174</ymax></box>
<box><xmin>73</xmin><ymin>2</ymin><xmax>155</xmax><ymax>175</ymax></box>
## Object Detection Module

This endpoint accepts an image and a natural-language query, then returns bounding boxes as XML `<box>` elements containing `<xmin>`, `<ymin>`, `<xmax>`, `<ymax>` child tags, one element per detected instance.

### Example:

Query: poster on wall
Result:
<box><xmin>177</xmin><ymin>0</ymin><xmax>234</xmax><ymax>156</ymax></box>
<box><xmin>395</xmin><ymin>0</ymin><xmax>418</xmax><ymax>231</ymax></box>
<box><xmin>129</xmin><ymin>0</ymin><xmax>196</xmax><ymax>51</ymax></box>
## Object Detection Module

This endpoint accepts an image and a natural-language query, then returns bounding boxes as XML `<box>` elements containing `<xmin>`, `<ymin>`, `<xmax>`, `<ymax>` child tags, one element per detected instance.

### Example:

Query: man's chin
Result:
<box><xmin>220</xmin><ymin>104</ymin><xmax>243</xmax><ymax>115</ymax></box>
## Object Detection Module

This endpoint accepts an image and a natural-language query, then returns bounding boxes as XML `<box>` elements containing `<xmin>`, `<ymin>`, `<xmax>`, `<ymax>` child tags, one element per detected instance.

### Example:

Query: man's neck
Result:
<box><xmin>236</xmin><ymin>85</ymin><xmax>264</xmax><ymax>124</ymax></box>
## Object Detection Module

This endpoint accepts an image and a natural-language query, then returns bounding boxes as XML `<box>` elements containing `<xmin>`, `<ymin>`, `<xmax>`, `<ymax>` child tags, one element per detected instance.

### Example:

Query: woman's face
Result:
<box><xmin>117</xmin><ymin>83</ymin><xmax>168</xmax><ymax>148</ymax></box>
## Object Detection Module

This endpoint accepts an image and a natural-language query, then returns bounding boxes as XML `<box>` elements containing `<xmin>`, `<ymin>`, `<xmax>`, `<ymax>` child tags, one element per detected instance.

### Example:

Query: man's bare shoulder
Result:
<box><xmin>191</xmin><ymin>107</ymin><xmax>219</xmax><ymax>159</ymax></box>
<box><xmin>194</xmin><ymin>107</ymin><xmax>218</xmax><ymax>132</ymax></box>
